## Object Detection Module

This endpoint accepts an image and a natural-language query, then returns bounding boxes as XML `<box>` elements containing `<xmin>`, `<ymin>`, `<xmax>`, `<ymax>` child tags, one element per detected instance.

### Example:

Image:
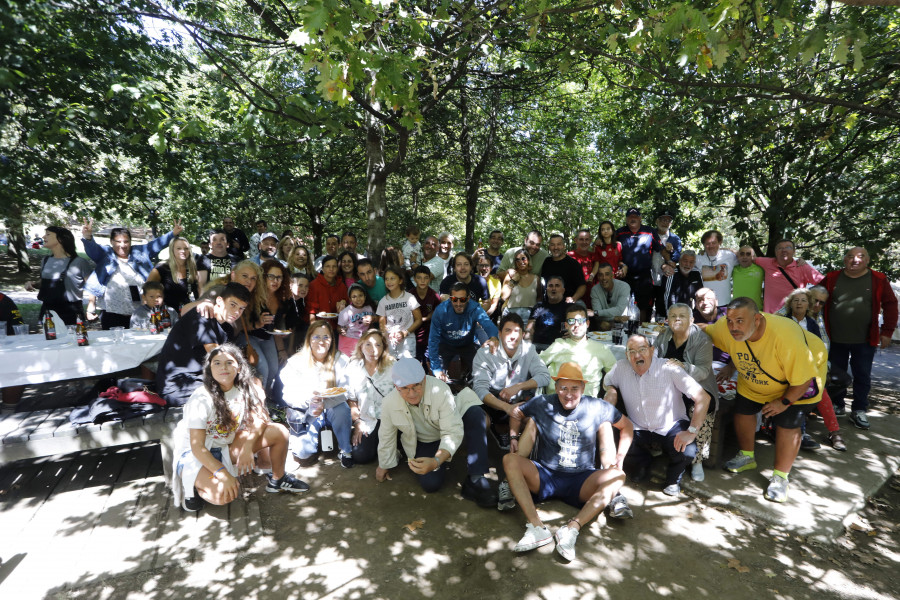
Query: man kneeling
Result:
<box><xmin>504</xmin><ymin>362</ymin><xmax>633</xmax><ymax>561</ymax></box>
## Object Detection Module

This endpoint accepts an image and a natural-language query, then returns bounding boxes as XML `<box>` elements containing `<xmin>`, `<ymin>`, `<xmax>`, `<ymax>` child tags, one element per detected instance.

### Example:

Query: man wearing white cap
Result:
<box><xmin>504</xmin><ymin>362</ymin><xmax>634</xmax><ymax>562</ymax></box>
<box><xmin>375</xmin><ymin>358</ymin><xmax>498</xmax><ymax>507</ymax></box>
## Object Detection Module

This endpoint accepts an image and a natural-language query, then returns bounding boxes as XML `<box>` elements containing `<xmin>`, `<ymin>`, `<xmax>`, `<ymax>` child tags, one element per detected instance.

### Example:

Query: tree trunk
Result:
<box><xmin>5</xmin><ymin>202</ymin><xmax>31</xmax><ymax>273</ymax></box>
<box><xmin>365</xmin><ymin>123</ymin><xmax>388</xmax><ymax>260</ymax></box>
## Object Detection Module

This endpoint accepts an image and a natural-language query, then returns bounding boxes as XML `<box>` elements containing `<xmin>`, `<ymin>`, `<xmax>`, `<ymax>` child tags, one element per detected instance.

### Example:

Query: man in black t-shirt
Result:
<box><xmin>156</xmin><ymin>283</ymin><xmax>250</xmax><ymax>406</ymax></box>
<box><xmin>540</xmin><ymin>234</ymin><xmax>586</xmax><ymax>303</ymax></box>
<box><xmin>526</xmin><ymin>275</ymin><xmax>568</xmax><ymax>352</ymax></box>
<box><xmin>223</xmin><ymin>217</ymin><xmax>249</xmax><ymax>260</ymax></box>
<box><xmin>197</xmin><ymin>229</ymin><xmax>238</xmax><ymax>284</ymax></box>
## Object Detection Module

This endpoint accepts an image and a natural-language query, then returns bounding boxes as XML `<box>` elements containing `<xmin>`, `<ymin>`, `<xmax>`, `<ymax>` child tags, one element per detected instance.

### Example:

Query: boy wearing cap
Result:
<box><xmin>504</xmin><ymin>361</ymin><xmax>634</xmax><ymax>562</ymax></box>
<box><xmin>375</xmin><ymin>358</ymin><xmax>498</xmax><ymax>507</ymax></box>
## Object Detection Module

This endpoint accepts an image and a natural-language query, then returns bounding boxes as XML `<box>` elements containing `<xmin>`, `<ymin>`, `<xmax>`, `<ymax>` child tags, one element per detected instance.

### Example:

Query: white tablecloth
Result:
<box><xmin>0</xmin><ymin>331</ymin><xmax>167</xmax><ymax>387</ymax></box>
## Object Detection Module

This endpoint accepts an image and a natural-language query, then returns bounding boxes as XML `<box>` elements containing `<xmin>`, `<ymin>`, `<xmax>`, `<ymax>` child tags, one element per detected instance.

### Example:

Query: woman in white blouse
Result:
<box><xmin>347</xmin><ymin>329</ymin><xmax>396</xmax><ymax>464</ymax></box>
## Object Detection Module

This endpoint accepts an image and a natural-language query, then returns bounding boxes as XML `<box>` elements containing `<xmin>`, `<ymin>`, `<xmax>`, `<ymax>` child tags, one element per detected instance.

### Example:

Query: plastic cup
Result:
<box><xmin>111</xmin><ymin>326</ymin><xmax>126</xmax><ymax>342</ymax></box>
<box><xmin>13</xmin><ymin>324</ymin><xmax>29</xmax><ymax>336</ymax></box>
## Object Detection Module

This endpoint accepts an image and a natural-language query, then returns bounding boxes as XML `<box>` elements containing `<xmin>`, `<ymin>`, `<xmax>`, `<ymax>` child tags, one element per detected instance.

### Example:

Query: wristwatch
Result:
<box><xmin>687</xmin><ymin>426</ymin><xmax>698</xmax><ymax>434</ymax></box>
<box><xmin>781</xmin><ymin>398</ymin><xmax>794</xmax><ymax>406</ymax></box>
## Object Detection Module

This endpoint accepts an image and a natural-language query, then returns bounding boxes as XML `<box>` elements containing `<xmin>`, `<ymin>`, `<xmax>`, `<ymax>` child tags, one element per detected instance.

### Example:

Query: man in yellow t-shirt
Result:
<box><xmin>704</xmin><ymin>297</ymin><xmax>824</xmax><ymax>503</ymax></box>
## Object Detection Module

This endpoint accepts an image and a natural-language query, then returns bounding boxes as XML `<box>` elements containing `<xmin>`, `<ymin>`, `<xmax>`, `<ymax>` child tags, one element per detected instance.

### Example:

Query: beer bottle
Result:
<box><xmin>76</xmin><ymin>316</ymin><xmax>89</xmax><ymax>346</ymax></box>
<box><xmin>149</xmin><ymin>308</ymin><xmax>159</xmax><ymax>334</ymax></box>
<box><xmin>44</xmin><ymin>313</ymin><xmax>57</xmax><ymax>340</ymax></box>
<box><xmin>160</xmin><ymin>306</ymin><xmax>171</xmax><ymax>329</ymax></box>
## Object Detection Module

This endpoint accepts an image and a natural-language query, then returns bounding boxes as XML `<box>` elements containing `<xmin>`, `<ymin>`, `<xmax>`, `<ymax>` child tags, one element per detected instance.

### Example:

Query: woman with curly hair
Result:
<box><xmin>337</xmin><ymin>250</ymin><xmax>358</xmax><ymax>287</ymax></box>
<box><xmin>172</xmin><ymin>343</ymin><xmax>309</xmax><ymax>512</ymax></box>
<box><xmin>262</xmin><ymin>259</ymin><xmax>293</xmax><ymax>367</ymax></box>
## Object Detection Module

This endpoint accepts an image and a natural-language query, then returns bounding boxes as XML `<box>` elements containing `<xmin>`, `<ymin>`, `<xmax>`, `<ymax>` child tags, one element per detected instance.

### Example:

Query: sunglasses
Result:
<box><xmin>566</xmin><ymin>317</ymin><xmax>587</xmax><ymax>325</ymax></box>
<box><xmin>450</xmin><ymin>297</ymin><xmax>468</xmax><ymax>304</ymax></box>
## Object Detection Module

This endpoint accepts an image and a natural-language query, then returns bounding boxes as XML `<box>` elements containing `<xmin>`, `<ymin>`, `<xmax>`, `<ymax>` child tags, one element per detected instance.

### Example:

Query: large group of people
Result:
<box><xmin>1</xmin><ymin>209</ymin><xmax>897</xmax><ymax>563</ymax></box>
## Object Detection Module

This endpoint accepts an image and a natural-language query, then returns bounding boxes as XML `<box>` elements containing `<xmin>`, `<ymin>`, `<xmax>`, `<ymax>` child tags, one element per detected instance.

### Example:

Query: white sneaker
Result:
<box><xmin>554</xmin><ymin>524</ymin><xmax>579</xmax><ymax>561</ymax></box>
<box><xmin>764</xmin><ymin>475</ymin><xmax>789</xmax><ymax>503</ymax></box>
<box><xmin>514</xmin><ymin>523</ymin><xmax>553</xmax><ymax>552</ymax></box>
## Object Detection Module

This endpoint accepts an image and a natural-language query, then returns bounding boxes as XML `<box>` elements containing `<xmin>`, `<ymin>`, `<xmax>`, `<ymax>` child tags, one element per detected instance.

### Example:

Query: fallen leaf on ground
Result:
<box><xmin>727</xmin><ymin>558</ymin><xmax>750</xmax><ymax>573</ymax></box>
<box><xmin>404</xmin><ymin>519</ymin><xmax>425</xmax><ymax>532</ymax></box>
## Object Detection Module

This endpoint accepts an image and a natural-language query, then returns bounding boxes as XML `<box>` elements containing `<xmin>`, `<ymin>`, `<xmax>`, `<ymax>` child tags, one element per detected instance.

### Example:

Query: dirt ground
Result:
<box><xmin>6</xmin><ymin>249</ymin><xmax>900</xmax><ymax>599</ymax></box>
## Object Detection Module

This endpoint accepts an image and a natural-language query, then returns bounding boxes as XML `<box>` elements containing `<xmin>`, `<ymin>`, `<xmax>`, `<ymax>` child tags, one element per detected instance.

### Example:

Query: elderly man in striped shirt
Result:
<box><xmin>603</xmin><ymin>334</ymin><xmax>711</xmax><ymax>496</ymax></box>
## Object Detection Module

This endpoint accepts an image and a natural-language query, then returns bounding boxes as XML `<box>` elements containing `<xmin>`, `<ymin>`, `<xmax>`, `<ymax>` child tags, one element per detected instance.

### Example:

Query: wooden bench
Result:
<box><xmin>0</xmin><ymin>406</ymin><xmax>183</xmax><ymax>482</ymax></box>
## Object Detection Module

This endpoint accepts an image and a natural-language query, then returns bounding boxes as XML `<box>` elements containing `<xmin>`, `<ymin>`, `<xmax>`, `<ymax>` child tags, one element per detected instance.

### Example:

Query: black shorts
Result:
<box><xmin>734</xmin><ymin>393</ymin><xmax>812</xmax><ymax>429</ymax></box>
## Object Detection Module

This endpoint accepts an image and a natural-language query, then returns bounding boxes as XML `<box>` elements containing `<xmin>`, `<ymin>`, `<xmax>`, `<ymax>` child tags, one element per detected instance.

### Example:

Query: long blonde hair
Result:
<box><xmin>351</xmin><ymin>329</ymin><xmax>395</xmax><ymax>373</ymax></box>
<box><xmin>166</xmin><ymin>237</ymin><xmax>198</xmax><ymax>284</ymax></box>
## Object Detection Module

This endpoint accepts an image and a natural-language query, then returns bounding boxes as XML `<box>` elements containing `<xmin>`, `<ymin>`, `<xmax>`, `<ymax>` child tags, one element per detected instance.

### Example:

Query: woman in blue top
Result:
<box><xmin>80</xmin><ymin>217</ymin><xmax>182</xmax><ymax>329</ymax></box>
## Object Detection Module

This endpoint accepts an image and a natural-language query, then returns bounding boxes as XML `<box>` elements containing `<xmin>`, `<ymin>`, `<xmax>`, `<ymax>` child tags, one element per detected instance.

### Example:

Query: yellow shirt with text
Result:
<box><xmin>706</xmin><ymin>314</ymin><xmax>823</xmax><ymax>405</ymax></box>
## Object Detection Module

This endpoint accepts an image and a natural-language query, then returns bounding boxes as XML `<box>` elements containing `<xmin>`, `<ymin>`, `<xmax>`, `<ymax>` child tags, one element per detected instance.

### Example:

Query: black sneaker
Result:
<box><xmin>488</xmin><ymin>425</ymin><xmax>511</xmax><ymax>451</ymax></box>
<box><xmin>800</xmin><ymin>432</ymin><xmax>821</xmax><ymax>450</ymax></box>
<box><xmin>266</xmin><ymin>473</ymin><xmax>310</xmax><ymax>493</ymax></box>
<box><xmin>460</xmin><ymin>476</ymin><xmax>498</xmax><ymax>508</ymax></box>
<box><xmin>339</xmin><ymin>451</ymin><xmax>354</xmax><ymax>469</ymax></box>
<box><xmin>183</xmin><ymin>489</ymin><xmax>205</xmax><ymax>512</ymax></box>
<box><xmin>833</xmin><ymin>403</ymin><xmax>846</xmax><ymax>417</ymax></box>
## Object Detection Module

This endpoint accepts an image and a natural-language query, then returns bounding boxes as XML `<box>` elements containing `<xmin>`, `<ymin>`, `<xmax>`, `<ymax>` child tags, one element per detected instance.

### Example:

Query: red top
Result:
<box><xmin>307</xmin><ymin>273</ymin><xmax>348</xmax><ymax>319</ymax></box>
<box><xmin>592</xmin><ymin>241</ymin><xmax>623</xmax><ymax>275</ymax></box>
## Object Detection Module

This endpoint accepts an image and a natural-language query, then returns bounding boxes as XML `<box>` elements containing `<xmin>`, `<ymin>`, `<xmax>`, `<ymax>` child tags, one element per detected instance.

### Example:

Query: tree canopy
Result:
<box><xmin>2</xmin><ymin>0</ymin><xmax>898</xmax><ymax>274</ymax></box>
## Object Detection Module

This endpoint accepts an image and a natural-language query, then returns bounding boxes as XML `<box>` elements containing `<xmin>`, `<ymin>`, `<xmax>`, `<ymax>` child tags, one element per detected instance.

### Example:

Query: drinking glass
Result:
<box><xmin>111</xmin><ymin>326</ymin><xmax>126</xmax><ymax>342</ymax></box>
<box><xmin>13</xmin><ymin>324</ymin><xmax>29</xmax><ymax>336</ymax></box>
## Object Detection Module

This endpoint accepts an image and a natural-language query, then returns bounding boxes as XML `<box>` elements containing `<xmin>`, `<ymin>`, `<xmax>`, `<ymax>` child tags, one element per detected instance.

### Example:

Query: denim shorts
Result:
<box><xmin>532</xmin><ymin>462</ymin><xmax>596</xmax><ymax>508</ymax></box>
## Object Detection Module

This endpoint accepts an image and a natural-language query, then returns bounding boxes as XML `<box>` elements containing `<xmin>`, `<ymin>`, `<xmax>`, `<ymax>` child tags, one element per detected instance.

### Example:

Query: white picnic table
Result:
<box><xmin>0</xmin><ymin>330</ymin><xmax>167</xmax><ymax>387</ymax></box>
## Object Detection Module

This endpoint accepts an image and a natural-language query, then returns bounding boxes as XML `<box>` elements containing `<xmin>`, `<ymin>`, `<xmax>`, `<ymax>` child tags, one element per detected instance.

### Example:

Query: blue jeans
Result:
<box><xmin>291</xmin><ymin>401</ymin><xmax>352</xmax><ymax>458</ymax></box>
<box><xmin>625</xmin><ymin>420</ymin><xmax>696</xmax><ymax>486</ymax></box>
<box><xmin>829</xmin><ymin>342</ymin><xmax>877</xmax><ymax>412</ymax></box>
<box><xmin>415</xmin><ymin>440</ymin><xmax>446</xmax><ymax>492</ymax></box>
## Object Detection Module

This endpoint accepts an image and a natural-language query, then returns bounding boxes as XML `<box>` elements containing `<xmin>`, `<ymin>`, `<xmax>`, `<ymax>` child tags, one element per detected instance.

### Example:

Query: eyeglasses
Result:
<box><xmin>626</xmin><ymin>346</ymin><xmax>651</xmax><ymax>356</ymax></box>
<box><xmin>311</xmin><ymin>335</ymin><xmax>331</xmax><ymax>342</ymax></box>
<box><xmin>266</xmin><ymin>274</ymin><xmax>283</xmax><ymax>281</ymax></box>
<box><xmin>450</xmin><ymin>297</ymin><xmax>468</xmax><ymax>304</ymax></box>
<box><xmin>566</xmin><ymin>317</ymin><xmax>587</xmax><ymax>325</ymax></box>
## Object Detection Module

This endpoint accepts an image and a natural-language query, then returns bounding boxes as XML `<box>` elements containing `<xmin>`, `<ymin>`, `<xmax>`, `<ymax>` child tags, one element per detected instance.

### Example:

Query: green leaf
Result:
<box><xmin>148</xmin><ymin>132</ymin><xmax>167</xmax><ymax>153</ymax></box>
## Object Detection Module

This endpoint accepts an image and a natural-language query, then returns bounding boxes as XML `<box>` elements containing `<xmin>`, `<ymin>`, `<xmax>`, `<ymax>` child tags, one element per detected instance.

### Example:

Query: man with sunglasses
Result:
<box><xmin>540</xmin><ymin>303</ymin><xmax>616</xmax><ymax>398</ymax></box>
<box><xmin>428</xmin><ymin>282</ymin><xmax>499</xmax><ymax>389</ymax></box>
<box><xmin>603</xmin><ymin>334</ymin><xmax>710</xmax><ymax>496</ymax></box>
<box><xmin>704</xmin><ymin>297</ymin><xmax>826</xmax><ymax>502</ymax></box>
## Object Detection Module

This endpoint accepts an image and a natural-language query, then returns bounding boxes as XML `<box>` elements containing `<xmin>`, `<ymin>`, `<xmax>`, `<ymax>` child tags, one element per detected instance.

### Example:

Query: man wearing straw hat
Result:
<box><xmin>503</xmin><ymin>362</ymin><xmax>634</xmax><ymax>562</ymax></box>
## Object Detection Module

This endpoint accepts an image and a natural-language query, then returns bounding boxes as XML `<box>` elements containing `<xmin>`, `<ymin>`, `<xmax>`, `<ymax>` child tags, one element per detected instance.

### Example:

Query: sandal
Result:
<box><xmin>828</xmin><ymin>432</ymin><xmax>847</xmax><ymax>452</ymax></box>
